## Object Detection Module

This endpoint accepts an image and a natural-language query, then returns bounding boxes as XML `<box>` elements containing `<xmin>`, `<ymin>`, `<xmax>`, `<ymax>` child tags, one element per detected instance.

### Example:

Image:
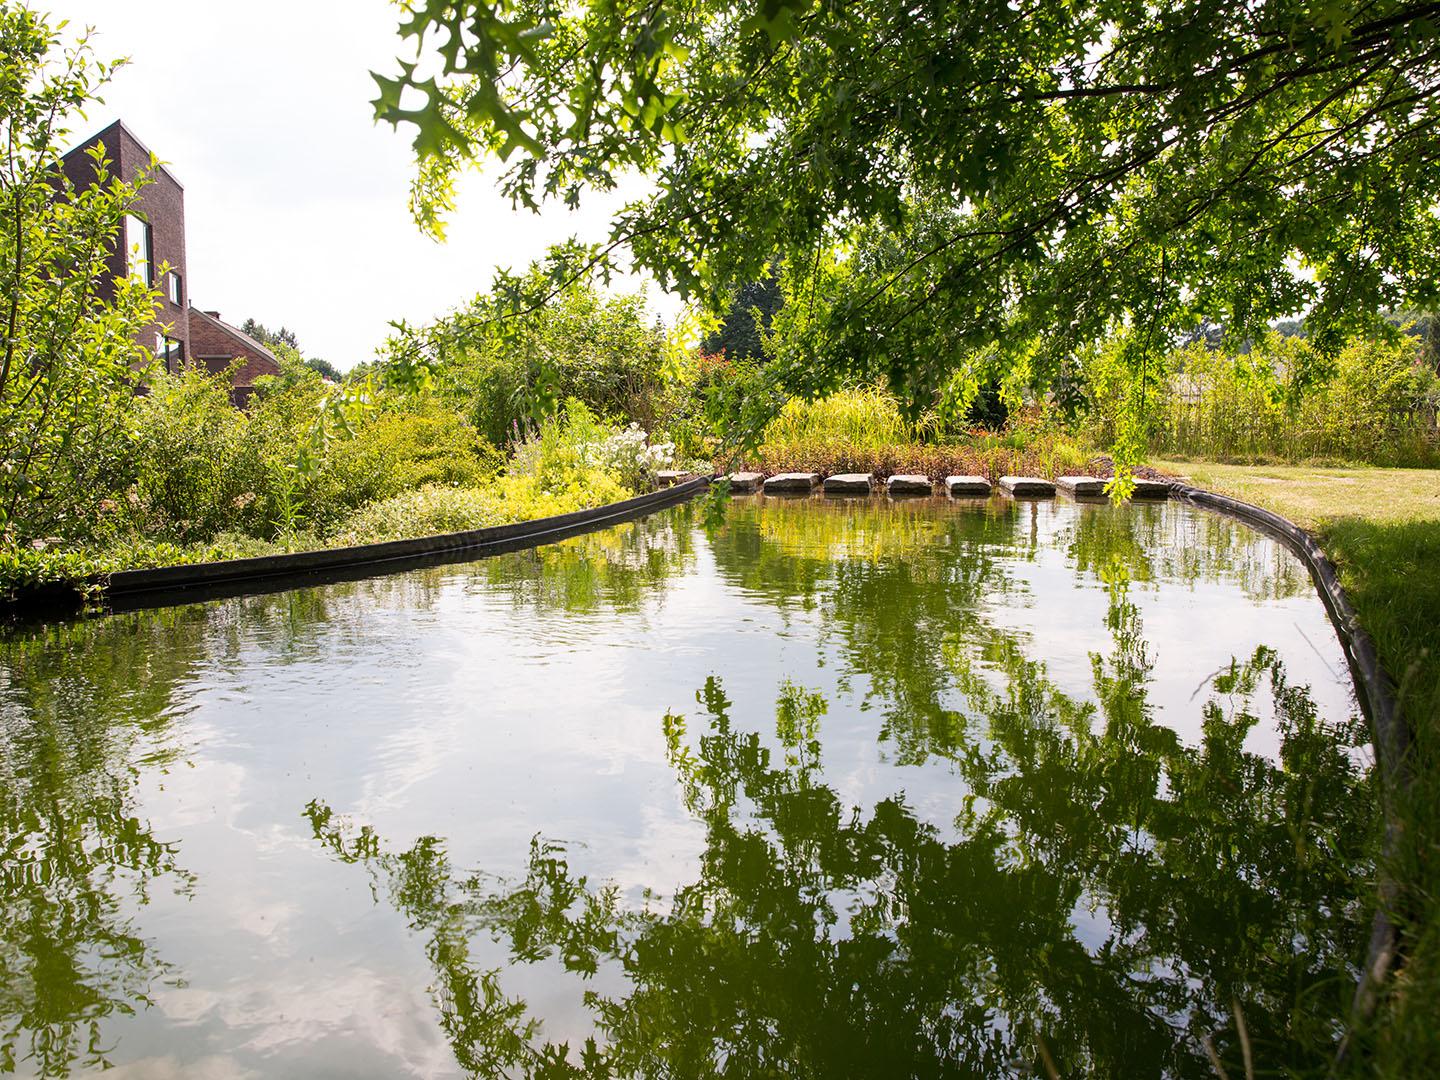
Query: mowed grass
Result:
<box><xmin>1162</xmin><ymin>458</ymin><xmax>1440</xmax><ymax>1073</ymax></box>
<box><xmin>1159</xmin><ymin>459</ymin><xmax>1440</xmax><ymax>528</ymax></box>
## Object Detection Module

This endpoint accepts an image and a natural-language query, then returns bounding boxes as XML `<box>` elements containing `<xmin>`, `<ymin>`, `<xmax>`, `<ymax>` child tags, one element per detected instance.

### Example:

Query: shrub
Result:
<box><xmin>330</xmin><ymin>470</ymin><xmax>631</xmax><ymax>547</ymax></box>
<box><xmin>762</xmin><ymin>387</ymin><xmax>913</xmax><ymax>448</ymax></box>
<box><xmin>745</xmin><ymin>386</ymin><xmax>1093</xmax><ymax>481</ymax></box>
<box><xmin>412</xmin><ymin>283</ymin><xmax>674</xmax><ymax>444</ymax></box>
<box><xmin>329</xmin><ymin>485</ymin><xmax>504</xmax><ymax>544</ymax></box>
<box><xmin>125</xmin><ymin>368</ymin><xmax>260</xmax><ymax>543</ymax></box>
<box><xmin>509</xmin><ymin>398</ymin><xmax>664</xmax><ymax>496</ymax></box>
<box><xmin>1148</xmin><ymin>332</ymin><xmax>1440</xmax><ymax>465</ymax></box>
<box><xmin>313</xmin><ymin>398</ymin><xmax>504</xmax><ymax>526</ymax></box>
<box><xmin>583</xmin><ymin>423</ymin><xmax>676</xmax><ymax>491</ymax></box>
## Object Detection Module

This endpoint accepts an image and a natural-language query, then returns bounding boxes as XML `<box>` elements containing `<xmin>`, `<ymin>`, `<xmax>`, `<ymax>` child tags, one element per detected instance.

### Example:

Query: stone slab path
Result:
<box><xmin>823</xmin><ymin>473</ymin><xmax>875</xmax><ymax>493</ymax></box>
<box><xmin>764</xmin><ymin>472</ymin><xmax>822</xmax><ymax>492</ymax></box>
<box><xmin>946</xmin><ymin>475</ymin><xmax>992</xmax><ymax>496</ymax></box>
<box><xmin>1000</xmin><ymin>476</ymin><xmax>1057</xmax><ymax>497</ymax></box>
<box><xmin>887</xmin><ymin>474</ymin><xmax>934</xmax><ymax>495</ymax></box>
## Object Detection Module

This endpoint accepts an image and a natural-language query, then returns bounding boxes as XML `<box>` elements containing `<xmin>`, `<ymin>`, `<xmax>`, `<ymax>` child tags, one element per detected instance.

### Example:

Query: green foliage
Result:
<box><xmin>304</xmin><ymin>355</ymin><xmax>342</xmax><ymax>382</ymax></box>
<box><xmin>91</xmin><ymin>367</ymin><xmax>504</xmax><ymax>547</ymax></box>
<box><xmin>378</xmin><ymin>0</ymin><xmax>1440</xmax><ymax>471</ymax></box>
<box><xmin>700</xmin><ymin>273</ymin><xmax>781</xmax><ymax>361</ymax></box>
<box><xmin>761</xmin><ymin>386</ymin><xmax>914</xmax><ymax>449</ymax></box>
<box><xmin>330</xmin><ymin>403</ymin><xmax>635</xmax><ymax>545</ymax></box>
<box><xmin>328</xmin><ymin>485</ymin><xmax>506</xmax><ymax>544</ymax></box>
<box><xmin>390</xmin><ymin>279</ymin><xmax>673</xmax><ymax>445</ymax></box>
<box><xmin>1317</xmin><ymin>518</ymin><xmax>1440</xmax><ymax>1072</ymax></box>
<box><xmin>748</xmin><ymin>386</ymin><xmax>1092</xmax><ymax>481</ymax></box>
<box><xmin>329</xmin><ymin>400</ymin><xmax>505</xmax><ymax>494</ymax></box>
<box><xmin>0</xmin><ymin>7</ymin><xmax>156</xmax><ymax>542</ymax></box>
<box><xmin>239</xmin><ymin>317</ymin><xmax>298</xmax><ymax>351</ymax></box>
<box><xmin>1083</xmin><ymin>331</ymin><xmax>1440</xmax><ymax>466</ymax></box>
<box><xmin>241</xmin><ymin>317</ymin><xmax>343</xmax><ymax>380</ymax></box>
<box><xmin>126</xmin><ymin>367</ymin><xmax>256</xmax><ymax>541</ymax></box>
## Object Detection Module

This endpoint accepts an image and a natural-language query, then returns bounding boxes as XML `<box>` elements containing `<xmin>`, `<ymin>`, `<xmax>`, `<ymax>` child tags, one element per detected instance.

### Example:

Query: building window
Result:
<box><xmin>125</xmin><ymin>213</ymin><xmax>153</xmax><ymax>285</ymax></box>
<box><xmin>168</xmin><ymin>270</ymin><xmax>182</xmax><ymax>306</ymax></box>
<box><xmin>153</xmin><ymin>332</ymin><xmax>183</xmax><ymax>370</ymax></box>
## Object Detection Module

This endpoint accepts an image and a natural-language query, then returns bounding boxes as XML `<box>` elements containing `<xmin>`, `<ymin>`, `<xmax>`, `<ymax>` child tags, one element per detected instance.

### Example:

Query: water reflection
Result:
<box><xmin>710</xmin><ymin>498</ymin><xmax>1021</xmax><ymax>764</ymax></box>
<box><xmin>307</xmin><ymin>575</ymin><xmax>1371</xmax><ymax>1077</ymax></box>
<box><xmin>0</xmin><ymin>497</ymin><xmax>1369</xmax><ymax>1076</ymax></box>
<box><xmin>1059</xmin><ymin>501</ymin><xmax>1312</xmax><ymax>600</ymax></box>
<box><xmin>0</xmin><ymin>613</ymin><xmax>203</xmax><ymax>1076</ymax></box>
<box><xmin>480</xmin><ymin>505</ymin><xmax>699</xmax><ymax>616</ymax></box>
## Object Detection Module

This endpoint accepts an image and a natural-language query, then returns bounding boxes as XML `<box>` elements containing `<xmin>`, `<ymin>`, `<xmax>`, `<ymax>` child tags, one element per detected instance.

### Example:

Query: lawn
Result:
<box><xmin>1158</xmin><ymin>460</ymin><xmax>1440</xmax><ymax>528</ymax></box>
<box><xmin>1161</xmin><ymin>458</ymin><xmax>1440</xmax><ymax>1073</ymax></box>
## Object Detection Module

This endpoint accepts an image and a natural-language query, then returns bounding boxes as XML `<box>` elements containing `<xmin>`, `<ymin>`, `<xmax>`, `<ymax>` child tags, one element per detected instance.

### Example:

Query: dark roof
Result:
<box><xmin>62</xmin><ymin>119</ymin><xmax>185</xmax><ymax>189</ymax></box>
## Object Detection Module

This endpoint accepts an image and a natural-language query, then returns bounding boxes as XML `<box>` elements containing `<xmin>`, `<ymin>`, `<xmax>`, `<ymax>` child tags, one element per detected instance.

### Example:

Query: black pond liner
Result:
<box><xmin>1</xmin><ymin>475</ymin><xmax>712</xmax><ymax>618</ymax></box>
<box><xmin>1166</xmin><ymin>480</ymin><xmax>1410</xmax><ymax>1056</ymax></box>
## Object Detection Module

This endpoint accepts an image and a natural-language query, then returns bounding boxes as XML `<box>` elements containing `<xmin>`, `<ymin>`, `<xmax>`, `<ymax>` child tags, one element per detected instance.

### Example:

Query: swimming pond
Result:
<box><xmin>0</xmin><ymin>494</ymin><xmax>1374</xmax><ymax>1077</ymax></box>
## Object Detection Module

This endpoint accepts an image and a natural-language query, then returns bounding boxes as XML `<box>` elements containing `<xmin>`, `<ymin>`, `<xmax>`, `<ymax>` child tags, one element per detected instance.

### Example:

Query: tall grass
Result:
<box><xmin>1139</xmin><ymin>336</ymin><xmax>1440</xmax><ymax>466</ymax></box>
<box><xmin>1318</xmin><ymin>518</ymin><xmax>1440</xmax><ymax>1074</ymax></box>
<box><xmin>753</xmin><ymin>388</ymin><xmax>1094</xmax><ymax>480</ymax></box>
<box><xmin>762</xmin><ymin>387</ymin><xmax>915</xmax><ymax>447</ymax></box>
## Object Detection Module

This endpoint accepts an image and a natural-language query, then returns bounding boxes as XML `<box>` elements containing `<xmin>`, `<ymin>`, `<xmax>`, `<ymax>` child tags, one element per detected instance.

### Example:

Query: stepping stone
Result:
<box><xmin>999</xmin><ymin>476</ymin><xmax>1056</xmax><ymax>497</ymax></box>
<box><xmin>887</xmin><ymin>474</ymin><xmax>933</xmax><ymax>495</ymax></box>
<box><xmin>946</xmin><ymin>475</ymin><xmax>992</xmax><ymax>497</ymax></box>
<box><xmin>1130</xmin><ymin>478</ymin><xmax>1171</xmax><ymax>500</ymax></box>
<box><xmin>823</xmin><ymin>473</ymin><xmax>874</xmax><ymax>494</ymax></box>
<box><xmin>1056</xmin><ymin>475</ymin><xmax>1107</xmax><ymax>497</ymax></box>
<box><xmin>656</xmin><ymin>470</ymin><xmax>686</xmax><ymax>487</ymax></box>
<box><xmin>726</xmin><ymin>472</ymin><xmax>766</xmax><ymax>492</ymax></box>
<box><xmin>763</xmin><ymin>472</ymin><xmax>821</xmax><ymax>493</ymax></box>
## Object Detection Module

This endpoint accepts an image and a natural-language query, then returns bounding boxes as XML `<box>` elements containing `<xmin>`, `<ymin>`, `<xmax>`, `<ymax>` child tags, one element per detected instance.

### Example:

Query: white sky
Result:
<box><xmin>49</xmin><ymin>0</ymin><xmax>680</xmax><ymax>369</ymax></box>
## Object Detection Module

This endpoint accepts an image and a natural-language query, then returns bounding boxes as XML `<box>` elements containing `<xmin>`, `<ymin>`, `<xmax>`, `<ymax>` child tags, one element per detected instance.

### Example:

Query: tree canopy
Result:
<box><xmin>377</xmin><ymin>0</ymin><xmax>1440</xmax><ymax>429</ymax></box>
<box><xmin>701</xmin><ymin>272</ymin><xmax>782</xmax><ymax>361</ymax></box>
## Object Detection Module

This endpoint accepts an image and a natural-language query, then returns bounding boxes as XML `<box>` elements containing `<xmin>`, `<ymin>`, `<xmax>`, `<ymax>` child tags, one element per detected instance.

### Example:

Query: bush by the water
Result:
<box><xmin>406</xmin><ymin>284</ymin><xmax>680</xmax><ymax>445</ymax></box>
<box><xmin>331</xmin><ymin>402</ymin><xmax>634</xmax><ymax>545</ymax></box>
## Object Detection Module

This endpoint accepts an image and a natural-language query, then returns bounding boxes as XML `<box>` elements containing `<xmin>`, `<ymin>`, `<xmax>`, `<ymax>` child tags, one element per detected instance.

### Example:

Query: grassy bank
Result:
<box><xmin>1163</xmin><ymin>459</ymin><xmax>1440</xmax><ymax>1073</ymax></box>
<box><xmin>0</xmin><ymin>398</ymin><xmax>668</xmax><ymax>607</ymax></box>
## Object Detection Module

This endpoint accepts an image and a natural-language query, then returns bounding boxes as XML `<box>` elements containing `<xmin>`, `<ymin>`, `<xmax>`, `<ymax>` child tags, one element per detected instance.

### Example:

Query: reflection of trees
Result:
<box><xmin>482</xmin><ymin>505</ymin><xmax>698</xmax><ymax>615</ymax></box>
<box><xmin>710</xmin><ymin>498</ymin><xmax>1022</xmax><ymax>766</ymax></box>
<box><xmin>0</xmin><ymin>611</ymin><xmax>204</xmax><ymax>1077</ymax></box>
<box><xmin>308</xmin><ymin>580</ymin><xmax>1372</xmax><ymax>1077</ymax></box>
<box><xmin>0</xmin><ymin>495</ymin><xmax>1359</xmax><ymax>1076</ymax></box>
<box><xmin>947</xmin><ymin>564</ymin><xmax>1372</xmax><ymax>1069</ymax></box>
<box><xmin>709</xmin><ymin>498</ymin><xmax>1317</xmax><ymax>767</ymax></box>
<box><xmin>1062</xmin><ymin>501</ymin><xmax>1311</xmax><ymax>601</ymax></box>
<box><xmin>0</xmin><ymin>510</ymin><xmax>697</xmax><ymax>1077</ymax></box>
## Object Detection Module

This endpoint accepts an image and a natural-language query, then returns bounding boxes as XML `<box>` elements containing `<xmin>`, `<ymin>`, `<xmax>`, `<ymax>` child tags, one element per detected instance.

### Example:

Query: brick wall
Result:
<box><xmin>60</xmin><ymin>120</ymin><xmax>190</xmax><ymax>367</ymax></box>
<box><xmin>189</xmin><ymin>308</ymin><xmax>283</xmax><ymax>391</ymax></box>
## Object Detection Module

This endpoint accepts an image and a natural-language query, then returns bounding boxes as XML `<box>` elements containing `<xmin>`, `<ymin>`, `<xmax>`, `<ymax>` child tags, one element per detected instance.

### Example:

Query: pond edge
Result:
<box><xmin>3</xmin><ymin>475</ymin><xmax>714</xmax><ymax>619</ymax></box>
<box><xmin>1167</xmin><ymin>479</ymin><xmax>1409</xmax><ymax>1045</ymax></box>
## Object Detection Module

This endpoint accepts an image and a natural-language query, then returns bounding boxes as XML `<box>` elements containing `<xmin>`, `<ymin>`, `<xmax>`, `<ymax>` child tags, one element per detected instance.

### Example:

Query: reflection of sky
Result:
<box><xmin>977</xmin><ymin>500</ymin><xmax>1355</xmax><ymax>761</ymax></box>
<box><xmin>35</xmin><ymin>497</ymin><xmax>1362</xmax><ymax>1076</ymax></box>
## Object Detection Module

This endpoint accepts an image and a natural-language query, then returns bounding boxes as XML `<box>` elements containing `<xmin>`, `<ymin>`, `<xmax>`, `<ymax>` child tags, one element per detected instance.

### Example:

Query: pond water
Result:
<box><xmin>0</xmin><ymin>494</ymin><xmax>1375</xmax><ymax>1078</ymax></box>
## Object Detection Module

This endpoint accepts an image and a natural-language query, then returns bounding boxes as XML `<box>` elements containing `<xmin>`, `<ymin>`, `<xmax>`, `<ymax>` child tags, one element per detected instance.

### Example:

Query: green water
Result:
<box><xmin>0</xmin><ymin>495</ymin><xmax>1373</xmax><ymax>1077</ymax></box>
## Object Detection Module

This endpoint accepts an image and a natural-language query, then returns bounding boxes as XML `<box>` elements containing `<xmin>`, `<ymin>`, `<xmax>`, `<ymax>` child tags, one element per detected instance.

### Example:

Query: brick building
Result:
<box><xmin>190</xmin><ymin>310</ymin><xmax>286</xmax><ymax>407</ymax></box>
<box><xmin>61</xmin><ymin>120</ymin><xmax>280</xmax><ymax>400</ymax></box>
